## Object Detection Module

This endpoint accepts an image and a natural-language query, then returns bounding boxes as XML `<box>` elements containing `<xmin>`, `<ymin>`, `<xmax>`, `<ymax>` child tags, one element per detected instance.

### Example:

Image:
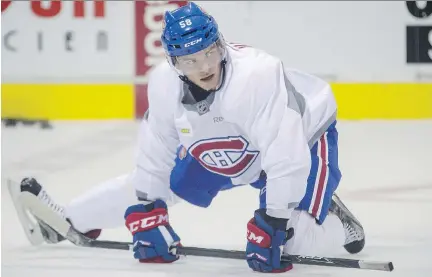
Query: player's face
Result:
<box><xmin>175</xmin><ymin>43</ymin><xmax>223</xmax><ymax>90</ymax></box>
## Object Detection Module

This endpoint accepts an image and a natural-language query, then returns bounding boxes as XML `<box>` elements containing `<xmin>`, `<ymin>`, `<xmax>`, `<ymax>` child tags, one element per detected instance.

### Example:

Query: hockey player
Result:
<box><xmin>18</xmin><ymin>2</ymin><xmax>365</xmax><ymax>274</ymax></box>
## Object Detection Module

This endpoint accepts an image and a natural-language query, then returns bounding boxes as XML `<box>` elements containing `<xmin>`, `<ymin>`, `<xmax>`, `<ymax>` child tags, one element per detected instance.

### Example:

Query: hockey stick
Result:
<box><xmin>9</xmin><ymin>181</ymin><xmax>394</xmax><ymax>272</ymax></box>
<box><xmin>86</xmin><ymin>239</ymin><xmax>394</xmax><ymax>272</ymax></box>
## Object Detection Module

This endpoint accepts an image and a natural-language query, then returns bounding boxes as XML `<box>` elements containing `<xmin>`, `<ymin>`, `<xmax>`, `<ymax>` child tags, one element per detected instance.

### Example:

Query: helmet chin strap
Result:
<box><xmin>179</xmin><ymin>59</ymin><xmax>227</xmax><ymax>93</ymax></box>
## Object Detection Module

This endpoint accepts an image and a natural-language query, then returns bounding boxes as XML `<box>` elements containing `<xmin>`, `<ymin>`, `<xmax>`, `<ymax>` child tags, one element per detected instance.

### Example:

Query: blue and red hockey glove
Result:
<box><xmin>246</xmin><ymin>209</ymin><xmax>294</xmax><ymax>273</ymax></box>
<box><xmin>124</xmin><ymin>199</ymin><xmax>181</xmax><ymax>263</ymax></box>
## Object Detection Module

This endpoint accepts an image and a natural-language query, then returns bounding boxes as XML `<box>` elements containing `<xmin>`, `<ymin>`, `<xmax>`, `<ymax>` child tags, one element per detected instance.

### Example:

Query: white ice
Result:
<box><xmin>2</xmin><ymin>120</ymin><xmax>432</xmax><ymax>277</ymax></box>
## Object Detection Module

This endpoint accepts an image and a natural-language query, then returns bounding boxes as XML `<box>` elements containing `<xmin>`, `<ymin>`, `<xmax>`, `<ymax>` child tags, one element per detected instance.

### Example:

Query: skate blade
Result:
<box><xmin>6</xmin><ymin>178</ymin><xmax>45</xmax><ymax>246</ymax></box>
<box><xmin>18</xmin><ymin>190</ymin><xmax>71</xmax><ymax>237</ymax></box>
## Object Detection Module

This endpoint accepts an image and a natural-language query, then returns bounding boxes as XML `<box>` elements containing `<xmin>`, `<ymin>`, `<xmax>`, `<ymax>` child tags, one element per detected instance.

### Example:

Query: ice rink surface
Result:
<box><xmin>2</xmin><ymin>120</ymin><xmax>432</xmax><ymax>277</ymax></box>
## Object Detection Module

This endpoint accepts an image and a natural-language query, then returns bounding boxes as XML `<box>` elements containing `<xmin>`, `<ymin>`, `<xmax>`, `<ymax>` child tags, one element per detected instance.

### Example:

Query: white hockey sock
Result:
<box><xmin>63</xmin><ymin>173</ymin><xmax>137</xmax><ymax>233</ymax></box>
<box><xmin>283</xmin><ymin>210</ymin><xmax>345</xmax><ymax>256</ymax></box>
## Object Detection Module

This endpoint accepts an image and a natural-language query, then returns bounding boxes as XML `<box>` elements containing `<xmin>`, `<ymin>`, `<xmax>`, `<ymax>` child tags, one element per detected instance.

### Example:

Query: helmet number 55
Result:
<box><xmin>179</xmin><ymin>19</ymin><xmax>192</xmax><ymax>28</ymax></box>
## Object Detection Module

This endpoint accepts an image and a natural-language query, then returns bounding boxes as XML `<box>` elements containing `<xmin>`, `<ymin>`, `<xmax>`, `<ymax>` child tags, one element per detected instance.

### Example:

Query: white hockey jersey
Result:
<box><xmin>133</xmin><ymin>44</ymin><xmax>337</xmax><ymax>219</ymax></box>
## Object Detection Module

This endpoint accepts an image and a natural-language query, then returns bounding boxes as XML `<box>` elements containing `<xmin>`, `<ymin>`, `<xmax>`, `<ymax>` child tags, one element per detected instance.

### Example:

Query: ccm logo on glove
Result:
<box><xmin>126</xmin><ymin>208</ymin><xmax>169</xmax><ymax>234</ymax></box>
<box><xmin>247</xmin><ymin>219</ymin><xmax>271</xmax><ymax>248</ymax></box>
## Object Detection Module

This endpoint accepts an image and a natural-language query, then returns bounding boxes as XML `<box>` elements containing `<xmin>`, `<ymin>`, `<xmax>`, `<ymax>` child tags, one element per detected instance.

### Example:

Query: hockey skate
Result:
<box><xmin>19</xmin><ymin>178</ymin><xmax>101</xmax><ymax>244</ymax></box>
<box><xmin>330</xmin><ymin>193</ymin><xmax>365</xmax><ymax>254</ymax></box>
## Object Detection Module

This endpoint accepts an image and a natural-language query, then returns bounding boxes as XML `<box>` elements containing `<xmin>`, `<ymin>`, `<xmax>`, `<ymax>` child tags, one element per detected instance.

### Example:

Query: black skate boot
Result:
<box><xmin>330</xmin><ymin>193</ymin><xmax>365</xmax><ymax>254</ymax></box>
<box><xmin>20</xmin><ymin>178</ymin><xmax>101</xmax><ymax>244</ymax></box>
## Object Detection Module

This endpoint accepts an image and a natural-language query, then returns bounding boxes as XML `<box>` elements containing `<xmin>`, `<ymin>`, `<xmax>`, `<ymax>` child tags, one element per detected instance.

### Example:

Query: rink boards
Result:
<box><xmin>2</xmin><ymin>82</ymin><xmax>432</xmax><ymax>120</ymax></box>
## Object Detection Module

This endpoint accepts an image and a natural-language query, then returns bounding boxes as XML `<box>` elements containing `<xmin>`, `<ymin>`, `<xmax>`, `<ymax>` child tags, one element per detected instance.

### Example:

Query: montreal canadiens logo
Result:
<box><xmin>189</xmin><ymin>136</ymin><xmax>259</xmax><ymax>177</ymax></box>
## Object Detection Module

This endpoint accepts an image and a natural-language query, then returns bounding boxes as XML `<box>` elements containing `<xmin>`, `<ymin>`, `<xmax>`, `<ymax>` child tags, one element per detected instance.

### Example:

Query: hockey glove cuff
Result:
<box><xmin>124</xmin><ymin>199</ymin><xmax>181</xmax><ymax>263</ymax></box>
<box><xmin>246</xmin><ymin>209</ymin><xmax>294</xmax><ymax>273</ymax></box>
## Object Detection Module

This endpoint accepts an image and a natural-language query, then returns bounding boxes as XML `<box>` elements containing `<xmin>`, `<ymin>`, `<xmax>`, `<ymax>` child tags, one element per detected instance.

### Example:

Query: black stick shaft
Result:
<box><xmin>87</xmin><ymin>239</ymin><xmax>393</xmax><ymax>272</ymax></box>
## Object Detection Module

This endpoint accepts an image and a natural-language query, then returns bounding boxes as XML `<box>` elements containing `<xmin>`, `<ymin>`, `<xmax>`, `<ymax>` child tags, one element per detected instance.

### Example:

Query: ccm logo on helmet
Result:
<box><xmin>184</xmin><ymin>38</ymin><xmax>203</xmax><ymax>47</ymax></box>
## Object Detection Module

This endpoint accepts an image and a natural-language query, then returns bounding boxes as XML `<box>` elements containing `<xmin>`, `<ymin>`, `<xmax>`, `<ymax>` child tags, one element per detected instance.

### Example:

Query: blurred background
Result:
<box><xmin>1</xmin><ymin>1</ymin><xmax>431</xmax><ymax>121</ymax></box>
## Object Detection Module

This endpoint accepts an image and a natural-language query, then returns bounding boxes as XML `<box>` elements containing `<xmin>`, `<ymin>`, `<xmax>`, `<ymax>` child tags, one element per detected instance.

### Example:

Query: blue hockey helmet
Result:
<box><xmin>161</xmin><ymin>2</ymin><xmax>223</xmax><ymax>58</ymax></box>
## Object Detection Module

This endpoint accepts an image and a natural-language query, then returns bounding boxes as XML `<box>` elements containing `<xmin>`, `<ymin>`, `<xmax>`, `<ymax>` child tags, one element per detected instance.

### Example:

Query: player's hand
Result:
<box><xmin>124</xmin><ymin>199</ymin><xmax>181</xmax><ymax>263</ymax></box>
<box><xmin>246</xmin><ymin>209</ymin><xmax>294</xmax><ymax>273</ymax></box>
